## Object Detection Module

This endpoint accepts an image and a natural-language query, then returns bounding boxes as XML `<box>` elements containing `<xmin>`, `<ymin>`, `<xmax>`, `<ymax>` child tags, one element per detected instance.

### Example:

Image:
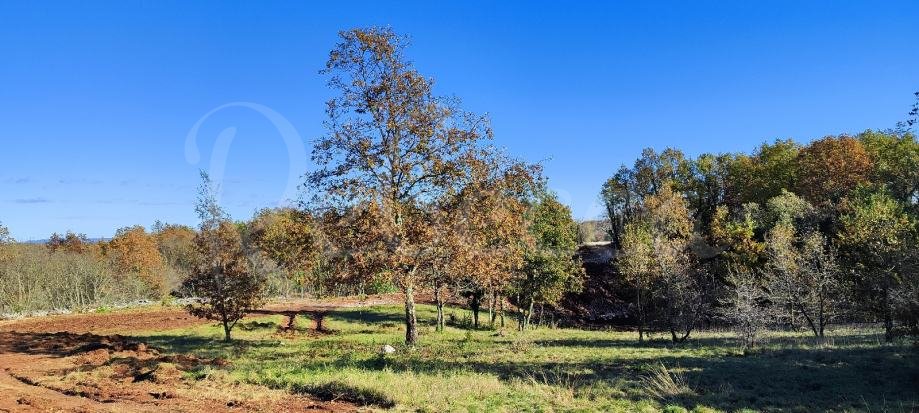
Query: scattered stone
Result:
<box><xmin>380</xmin><ymin>345</ymin><xmax>396</xmax><ymax>355</ymax></box>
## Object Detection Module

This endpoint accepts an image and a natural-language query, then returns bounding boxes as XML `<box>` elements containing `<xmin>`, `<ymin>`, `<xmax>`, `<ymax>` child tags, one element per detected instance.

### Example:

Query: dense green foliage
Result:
<box><xmin>604</xmin><ymin>130</ymin><xmax>919</xmax><ymax>342</ymax></box>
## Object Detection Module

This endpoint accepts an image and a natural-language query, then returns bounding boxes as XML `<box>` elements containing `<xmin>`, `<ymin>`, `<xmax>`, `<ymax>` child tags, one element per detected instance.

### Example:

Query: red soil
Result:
<box><xmin>0</xmin><ymin>296</ymin><xmax>405</xmax><ymax>413</ymax></box>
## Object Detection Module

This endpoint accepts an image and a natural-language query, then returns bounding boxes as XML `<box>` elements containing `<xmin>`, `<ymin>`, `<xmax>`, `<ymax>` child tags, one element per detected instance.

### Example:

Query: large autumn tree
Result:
<box><xmin>307</xmin><ymin>27</ymin><xmax>493</xmax><ymax>345</ymax></box>
<box><xmin>796</xmin><ymin>136</ymin><xmax>872</xmax><ymax>207</ymax></box>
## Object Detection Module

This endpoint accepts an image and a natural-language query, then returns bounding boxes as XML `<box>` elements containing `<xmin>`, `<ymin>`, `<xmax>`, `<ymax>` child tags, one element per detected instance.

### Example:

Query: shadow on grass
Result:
<box><xmin>286</xmin><ymin>334</ymin><xmax>919</xmax><ymax>412</ymax></box>
<box><xmin>291</xmin><ymin>381</ymin><xmax>396</xmax><ymax>408</ymax></box>
<box><xmin>136</xmin><ymin>334</ymin><xmax>281</xmax><ymax>360</ymax></box>
<box><xmin>95</xmin><ymin>316</ymin><xmax>917</xmax><ymax>412</ymax></box>
<box><xmin>327</xmin><ymin>308</ymin><xmax>406</xmax><ymax>326</ymax></box>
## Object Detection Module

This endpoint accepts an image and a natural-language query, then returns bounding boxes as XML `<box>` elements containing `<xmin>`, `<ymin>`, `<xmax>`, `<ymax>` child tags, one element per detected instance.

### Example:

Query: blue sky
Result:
<box><xmin>1</xmin><ymin>1</ymin><xmax>917</xmax><ymax>240</ymax></box>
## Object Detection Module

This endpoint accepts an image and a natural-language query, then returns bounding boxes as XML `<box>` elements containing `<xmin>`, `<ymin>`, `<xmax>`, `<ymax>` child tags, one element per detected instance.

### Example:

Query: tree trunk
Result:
<box><xmin>523</xmin><ymin>297</ymin><xmax>534</xmax><ymax>330</ymax></box>
<box><xmin>799</xmin><ymin>305</ymin><xmax>819</xmax><ymax>338</ymax></box>
<box><xmin>490</xmin><ymin>290</ymin><xmax>498</xmax><ymax>327</ymax></box>
<box><xmin>469</xmin><ymin>291</ymin><xmax>481</xmax><ymax>329</ymax></box>
<box><xmin>404</xmin><ymin>283</ymin><xmax>418</xmax><ymax>346</ymax></box>
<box><xmin>434</xmin><ymin>284</ymin><xmax>445</xmax><ymax>332</ymax></box>
<box><xmin>818</xmin><ymin>293</ymin><xmax>826</xmax><ymax>338</ymax></box>
<box><xmin>516</xmin><ymin>293</ymin><xmax>525</xmax><ymax>331</ymax></box>
<box><xmin>883</xmin><ymin>283</ymin><xmax>893</xmax><ymax>343</ymax></box>
<box><xmin>222</xmin><ymin>319</ymin><xmax>232</xmax><ymax>342</ymax></box>
<box><xmin>499</xmin><ymin>297</ymin><xmax>505</xmax><ymax>328</ymax></box>
<box><xmin>537</xmin><ymin>304</ymin><xmax>545</xmax><ymax>329</ymax></box>
<box><xmin>487</xmin><ymin>289</ymin><xmax>494</xmax><ymax>328</ymax></box>
<box><xmin>636</xmin><ymin>288</ymin><xmax>645</xmax><ymax>343</ymax></box>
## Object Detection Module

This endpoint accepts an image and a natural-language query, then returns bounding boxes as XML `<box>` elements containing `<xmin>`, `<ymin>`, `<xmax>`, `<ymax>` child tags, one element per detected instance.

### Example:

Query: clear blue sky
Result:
<box><xmin>1</xmin><ymin>1</ymin><xmax>917</xmax><ymax>240</ymax></box>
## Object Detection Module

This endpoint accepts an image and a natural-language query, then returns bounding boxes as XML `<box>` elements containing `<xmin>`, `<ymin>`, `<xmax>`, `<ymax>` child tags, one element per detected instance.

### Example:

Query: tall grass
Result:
<box><xmin>641</xmin><ymin>362</ymin><xmax>695</xmax><ymax>400</ymax></box>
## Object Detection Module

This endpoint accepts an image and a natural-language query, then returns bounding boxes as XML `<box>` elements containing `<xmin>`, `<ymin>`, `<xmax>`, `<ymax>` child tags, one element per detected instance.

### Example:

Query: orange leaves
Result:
<box><xmin>250</xmin><ymin>208</ymin><xmax>320</xmax><ymax>278</ymax></box>
<box><xmin>104</xmin><ymin>226</ymin><xmax>166</xmax><ymax>293</ymax></box>
<box><xmin>796</xmin><ymin>136</ymin><xmax>872</xmax><ymax>206</ymax></box>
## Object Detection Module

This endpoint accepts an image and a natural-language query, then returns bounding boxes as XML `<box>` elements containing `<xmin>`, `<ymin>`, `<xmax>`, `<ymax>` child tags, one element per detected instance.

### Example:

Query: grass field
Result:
<box><xmin>136</xmin><ymin>304</ymin><xmax>918</xmax><ymax>412</ymax></box>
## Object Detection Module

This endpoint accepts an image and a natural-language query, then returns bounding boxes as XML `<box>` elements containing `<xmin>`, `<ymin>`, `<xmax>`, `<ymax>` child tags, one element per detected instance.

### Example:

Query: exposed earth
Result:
<box><xmin>0</xmin><ymin>295</ymin><xmax>402</xmax><ymax>412</ymax></box>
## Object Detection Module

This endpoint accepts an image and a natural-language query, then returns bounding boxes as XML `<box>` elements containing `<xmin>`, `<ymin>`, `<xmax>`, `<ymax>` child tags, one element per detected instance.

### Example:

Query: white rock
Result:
<box><xmin>380</xmin><ymin>345</ymin><xmax>397</xmax><ymax>355</ymax></box>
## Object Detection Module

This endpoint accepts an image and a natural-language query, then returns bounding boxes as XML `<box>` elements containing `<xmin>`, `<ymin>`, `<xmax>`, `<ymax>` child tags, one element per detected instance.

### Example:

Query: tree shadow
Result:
<box><xmin>326</xmin><ymin>308</ymin><xmax>407</xmax><ymax>326</ymax></box>
<box><xmin>276</xmin><ymin>332</ymin><xmax>918</xmax><ymax>412</ymax></box>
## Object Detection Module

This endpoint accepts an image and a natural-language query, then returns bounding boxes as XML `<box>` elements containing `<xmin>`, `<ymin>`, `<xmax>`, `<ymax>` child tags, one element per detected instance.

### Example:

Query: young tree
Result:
<box><xmin>513</xmin><ymin>193</ymin><xmax>584</xmax><ymax>331</ymax></box>
<box><xmin>619</xmin><ymin>184</ymin><xmax>708</xmax><ymax>342</ymax></box>
<box><xmin>724</xmin><ymin>271</ymin><xmax>771</xmax><ymax>350</ymax></box>
<box><xmin>646</xmin><ymin>185</ymin><xmax>711</xmax><ymax>343</ymax></box>
<box><xmin>763</xmin><ymin>223</ymin><xmax>802</xmax><ymax>329</ymax></box>
<box><xmin>796</xmin><ymin>232</ymin><xmax>843</xmax><ymax>337</ymax></box>
<box><xmin>618</xmin><ymin>219</ymin><xmax>655</xmax><ymax>342</ymax></box>
<box><xmin>184</xmin><ymin>172</ymin><xmax>265</xmax><ymax>342</ymax></box>
<box><xmin>761</xmin><ymin>189</ymin><xmax>843</xmax><ymax>337</ymax></box>
<box><xmin>307</xmin><ymin>27</ymin><xmax>493</xmax><ymax>345</ymax></box>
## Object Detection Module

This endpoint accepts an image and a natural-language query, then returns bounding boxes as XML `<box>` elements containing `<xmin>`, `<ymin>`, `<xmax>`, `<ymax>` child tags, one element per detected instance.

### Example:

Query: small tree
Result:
<box><xmin>797</xmin><ymin>232</ymin><xmax>843</xmax><ymax>337</ymax></box>
<box><xmin>619</xmin><ymin>183</ymin><xmax>708</xmax><ymax>343</ymax></box>
<box><xmin>619</xmin><ymin>220</ymin><xmax>654</xmax><ymax>341</ymax></box>
<box><xmin>513</xmin><ymin>193</ymin><xmax>584</xmax><ymax>331</ymax></box>
<box><xmin>724</xmin><ymin>272</ymin><xmax>771</xmax><ymax>350</ymax></box>
<box><xmin>447</xmin><ymin>150</ymin><xmax>536</xmax><ymax>330</ymax></box>
<box><xmin>184</xmin><ymin>172</ymin><xmax>265</xmax><ymax>342</ymax></box>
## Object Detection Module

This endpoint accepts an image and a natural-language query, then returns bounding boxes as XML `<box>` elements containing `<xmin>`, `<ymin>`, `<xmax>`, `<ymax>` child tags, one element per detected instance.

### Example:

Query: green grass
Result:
<box><xmin>134</xmin><ymin>305</ymin><xmax>919</xmax><ymax>412</ymax></box>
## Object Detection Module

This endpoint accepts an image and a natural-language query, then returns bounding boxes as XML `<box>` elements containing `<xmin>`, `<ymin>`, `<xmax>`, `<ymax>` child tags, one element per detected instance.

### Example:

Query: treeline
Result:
<box><xmin>179</xmin><ymin>27</ymin><xmax>586</xmax><ymax>342</ymax></box>
<box><xmin>0</xmin><ymin>206</ymin><xmax>411</xmax><ymax>315</ymax></box>
<box><xmin>2</xmin><ymin>26</ymin><xmax>916</xmax><ymax>349</ymax></box>
<box><xmin>0</xmin><ymin>213</ymin><xmax>353</xmax><ymax>315</ymax></box>
<box><xmin>0</xmin><ymin>28</ymin><xmax>589</xmax><ymax>345</ymax></box>
<box><xmin>602</xmin><ymin>130</ymin><xmax>919</xmax><ymax>344</ymax></box>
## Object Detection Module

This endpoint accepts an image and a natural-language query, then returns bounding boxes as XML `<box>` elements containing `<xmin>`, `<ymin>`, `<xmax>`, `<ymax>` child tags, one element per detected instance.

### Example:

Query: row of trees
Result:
<box><xmin>180</xmin><ymin>27</ymin><xmax>585</xmax><ymax>342</ymax></box>
<box><xmin>605</xmin><ymin>128</ymin><xmax>919</xmax><ymax>345</ymax></box>
<box><xmin>6</xmin><ymin>26</ymin><xmax>914</xmax><ymax>348</ymax></box>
